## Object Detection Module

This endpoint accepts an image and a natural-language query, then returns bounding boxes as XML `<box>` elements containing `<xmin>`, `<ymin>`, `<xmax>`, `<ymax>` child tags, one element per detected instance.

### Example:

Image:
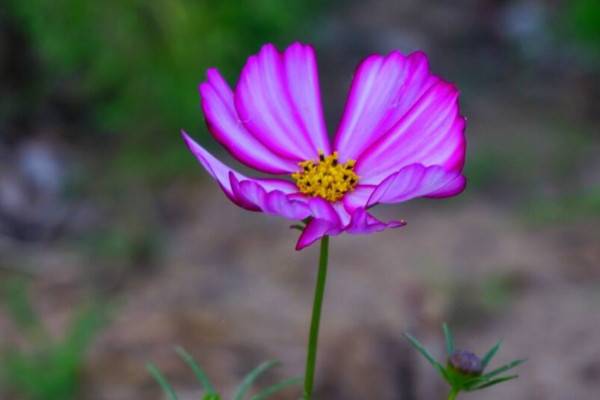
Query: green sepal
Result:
<box><xmin>481</xmin><ymin>340</ymin><xmax>502</xmax><ymax>370</ymax></box>
<box><xmin>442</xmin><ymin>323</ymin><xmax>455</xmax><ymax>356</ymax></box>
<box><xmin>250</xmin><ymin>376</ymin><xmax>302</xmax><ymax>400</ymax></box>
<box><xmin>175</xmin><ymin>346</ymin><xmax>217</xmax><ymax>394</ymax></box>
<box><xmin>481</xmin><ymin>359</ymin><xmax>526</xmax><ymax>380</ymax></box>
<box><xmin>469</xmin><ymin>374</ymin><xmax>519</xmax><ymax>390</ymax></box>
<box><xmin>403</xmin><ymin>332</ymin><xmax>447</xmax><ymax>380</ymax></box>
<box><xmin>146</xmin><ymin>363</ymin><xmax>178</xmax><ymax>400</ymax></box>
<box><xmin>233</xmin><ymin>360</ymin><xmax>280</xmax><ymax>400</ymax></box>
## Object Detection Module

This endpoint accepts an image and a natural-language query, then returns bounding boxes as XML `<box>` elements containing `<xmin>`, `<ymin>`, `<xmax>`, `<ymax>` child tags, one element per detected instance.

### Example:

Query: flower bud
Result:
<box><xmin>448</xmin><ymin>350</ymin><xmax>483</xmax><ymax>376</ymax></box>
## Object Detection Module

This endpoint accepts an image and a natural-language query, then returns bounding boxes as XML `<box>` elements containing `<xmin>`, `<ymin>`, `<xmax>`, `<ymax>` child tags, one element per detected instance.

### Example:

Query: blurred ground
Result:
<box><xmin>1</xmin><ymin>0</ymin><xmax>599</xmax><ymax>399</ymax></box>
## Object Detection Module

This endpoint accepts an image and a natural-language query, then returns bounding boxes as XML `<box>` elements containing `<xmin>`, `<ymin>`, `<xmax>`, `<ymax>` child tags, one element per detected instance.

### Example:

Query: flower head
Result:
<box><xmin>183</xmin><ymin>43</ymin><xmax>467</xmax><ymax>250</ymax></box>
<box><xmin>448</xmin><ymin>350</ymin><xmax>484</xmax><ymax>376</ymax></box>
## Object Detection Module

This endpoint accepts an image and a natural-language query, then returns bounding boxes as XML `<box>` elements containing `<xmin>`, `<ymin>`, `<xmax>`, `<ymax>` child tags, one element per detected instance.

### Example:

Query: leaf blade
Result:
<box><xmin>175</xmin><ymin>346</ymin><xmax>216</xmax><ymax>394</ymax></box>
<box><xmin>233</xmin><ymin>360</ymin><xmax>280</xmax><ymax>400</ymax></box>
<box><xmin>146</xmin><ymin>363</ymin><xmax>178</xmax><ymax>400</ymax></box>
<box><xmin>249</xmin><ymin>376</ymin><xmax>302</xmax><ymax>400</ymax></box>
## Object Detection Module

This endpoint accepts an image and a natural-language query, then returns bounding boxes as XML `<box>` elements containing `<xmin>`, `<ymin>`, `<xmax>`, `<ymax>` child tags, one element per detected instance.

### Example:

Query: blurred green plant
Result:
<box><xmin>78</xmin><ymin>224</ymin><xmax>161</xmax><ymax>269</ymax></box>
<box><xmin>524</xmin><ymin>187</ymin><xmax>600</xmax><ymax>223</ymax></box>
<box><xmin>147</xmin><ymin>347</ymin><xmax>301</xmax><ymax>400</ymax></box>
<box><xmin>563</xmin><ymin>0</ymin><xmax>600</xmax><ymax>58</ymax></box>
<box><xmin>5</xmin><ymin>0</ymin><xmax>323</xmax><ymax>183</ymax></box>
<box><xmin>0</xmin><ymin>278</ymin><xmax>108</xmax><ymax>400</ymax></box>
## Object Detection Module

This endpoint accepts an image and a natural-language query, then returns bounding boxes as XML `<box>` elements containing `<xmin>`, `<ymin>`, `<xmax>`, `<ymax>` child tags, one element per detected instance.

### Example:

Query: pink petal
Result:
<box><xmin>296</xmin><ymin>218</ymin><xmax>343</xmax><ymax>250</ymax></box>
<box><xmin>235</xmin><ymin>43</ymin><xmax>330</xmax><ymax>161</ymax></box>
<box><xmin>295</xmin><ymin>205</ymin><xmax>406</xmax><ymax>250</ymax></box>
<box><xmin>200</xmin><ymin>68</ymin><xmax>297</xmax><ymax>174</ymax></box>
<box><xmin>182</xmin><ymin>131</ymin><xmax>299</xmax><ymax>212</ymax></box>
<box><xmin>342</xmin><ymin>185</ymin><xmax>376</xmax><ymax>213</ymax></box>
<box><xmin>367</xmin><ymin>164</ymin><xmax>466</xmax><ymax>206</ymax></box>
<box><xmin>333</xmin><ymin>51</ymin><xmax>439</xmax><ymax>162</ymax></box>
<box><xmin>230</xmin><ymin>175</ymin><xmax>312</xmax><ymax>220</ymax></box>
<box><xmin>345</xmin><ymin>207</ymin><xmax>406</xmax><ymax>235</ymax></box>
<box><xmin>307</xmin><ymin>197</ymin><xmax>342</xmax><ymax>223</ymax></box>
<box><xmin>356</xmin><ymin>81</ymin><xmax>466</xmax><ymax>184</ymax></box>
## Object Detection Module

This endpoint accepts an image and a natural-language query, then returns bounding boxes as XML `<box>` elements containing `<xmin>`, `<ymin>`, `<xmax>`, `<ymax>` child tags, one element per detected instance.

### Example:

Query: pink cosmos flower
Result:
<box><xmin>183</xmin><ymin>43</ymin><xmax>466</xmax><ymax>250</ymax></box>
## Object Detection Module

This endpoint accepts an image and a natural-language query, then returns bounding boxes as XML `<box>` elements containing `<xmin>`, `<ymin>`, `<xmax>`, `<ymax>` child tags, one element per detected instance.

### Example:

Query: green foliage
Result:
<box><xmin>524</xmin><ymin>188</ymin><xmax>600</xmax><ymax>223</ymax></box>
<box><xmin>0</xmin><ymin>279</ymin><xmax>108</xmax><ymax>400</ymax></box>
<box><xmin>404</xmin><ymin>324</ymin><xmax>525</xmax><ymax>398</ymax></box>
<box><xmin>563</xmin><ymin>0</ymin><xmax>600</xmax><ymax>56</ymax></box>
<box><xmin>5</xmin><ymin>0</ymin><xmax>323</xmax><ymax>183</ymax></box>
<box><xmin>148</xmin><ymin>348</ymin><xmax>301</xmax><ymax>400</ymax></box>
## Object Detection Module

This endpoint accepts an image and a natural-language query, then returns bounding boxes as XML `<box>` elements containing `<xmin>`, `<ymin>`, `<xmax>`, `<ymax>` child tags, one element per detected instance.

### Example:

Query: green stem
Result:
<box><xmin>303</xmin><ymin>236</ymin><xmax>330</xmax><ymax>400</ymax></box>
<box><xmin>448</xmin><ymin>388</ymin><xmax>460</xmax><ymax>400</ymax></box>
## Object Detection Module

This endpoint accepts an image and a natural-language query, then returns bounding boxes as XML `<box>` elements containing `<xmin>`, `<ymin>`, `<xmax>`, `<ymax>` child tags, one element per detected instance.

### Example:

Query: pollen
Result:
<box><xmin>291</xmin><ymin>151</ymin><xmax>359</xmax><ymax>202</ymax></box>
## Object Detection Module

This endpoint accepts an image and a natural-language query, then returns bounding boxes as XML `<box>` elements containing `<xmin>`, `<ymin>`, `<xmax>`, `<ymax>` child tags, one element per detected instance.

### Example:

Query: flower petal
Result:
<box><xmin>342</xmin><ymin>185</ymin><xmax>376</xmax><ymax>213</ymax></box>
<box><xmin>182</xmin><ymin>131</ymin><xmax>299</xmax><ymax>212</ymax></box>
<box><xmin>235</xmin><ymin>43</ymin><xmax>330</xmax><ymax>161</ymax></box>
<box><xmin>367</xmin><ymin>164</ymin><xmax>466</xmax><ymax>206</ymax></box>
<box><xmin>307</xmin><ymin>197</ymin><xmax>342</xmax><ymax>224</ymax></box>
<box><xmin>295</xmin><ymin>205</ymin><xmax>406</xmax><ymax>250</ymax></box>
<box><xmin>333</xmin><ymin>51</ymin><xmax>439</xmax><ymax>162</ymax></box>
<box><xmin>296</xmin><ymin>218</ymin><xmax>342</xmax><ymax>250</ymax></box>
<box><xmin>356</xmin><ymin>81</ymin><xmax>466</xmax><ymax>184</ymax></box>
<box><xmin>200</xmin><ymin>68</ymin><xmax>297</xmax><ymax>174</ymax></box>
<box><xmin>345</xmin><ymin>207</ymin><xmax>406</xmax><ymax>234</ymax></box>
<box><xmin>230</xmin><ymin>175</ymin><xmax>312</xmax><ymax>220</ymax></box>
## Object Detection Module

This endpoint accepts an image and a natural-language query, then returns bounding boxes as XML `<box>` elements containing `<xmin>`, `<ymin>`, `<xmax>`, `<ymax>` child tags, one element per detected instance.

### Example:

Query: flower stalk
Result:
<box><xmin>303</xmin><ymin>235</ymin><xmax>330</xmax><ymax>400</ymax></box>
<box><xmin>448</xmin><ymin>388</ymin><xmax>460</xmax><ymax>400</ymax></box>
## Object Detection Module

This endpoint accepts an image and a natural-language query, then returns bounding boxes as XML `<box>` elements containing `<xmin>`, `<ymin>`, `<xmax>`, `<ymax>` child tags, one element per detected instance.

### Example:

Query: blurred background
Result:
<box><xmin>1</xmin><ymin>0</ymin><xmax>599</xmax><ymax>399</ymax></box>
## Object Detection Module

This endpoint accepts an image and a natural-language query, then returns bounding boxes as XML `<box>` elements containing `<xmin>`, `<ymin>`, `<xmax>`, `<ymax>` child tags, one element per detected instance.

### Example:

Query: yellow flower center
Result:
<box><xmin>291</xmin><ymin>151</ymin><xmax>359</xmax><ymax>202</ymax></box>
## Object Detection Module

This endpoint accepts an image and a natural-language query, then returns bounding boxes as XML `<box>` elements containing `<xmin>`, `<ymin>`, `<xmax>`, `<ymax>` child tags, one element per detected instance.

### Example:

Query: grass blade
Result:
<box><xmin>146</xmin><ymin>363</ymin><xmax>178</xmax><ymax>400</ymax></box>
<box><xmin>481</xmin><ymin>340</ymin><xmax>502</xmax><ymax>370</ymax></box>
<box><xmin>175</xmin><ymin>346</ymin><xmax>216</xmax><ymax>394</ymax></box>
<box><xmin>250</xmin><ymin>377</ymin><xmax>302</xmax><ymax>400</ymax></box>
<box><xmin>233</xmin><ymin>360</ymin><xmax>280</xmax><ymax>400</ymax></box>
<box><xmin>442</xmin><ymin>323</ymin><xmax>454</xmax><ymax>355</ymax></box>
<box><xmin>482</xmin><ymin>359</ymin><xmax>526</xmax><ymax>380</ymax></box>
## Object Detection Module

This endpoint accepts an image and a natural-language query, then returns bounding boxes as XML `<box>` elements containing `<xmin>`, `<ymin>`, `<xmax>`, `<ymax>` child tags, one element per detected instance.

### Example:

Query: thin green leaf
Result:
<box><xmin>481</xmin><ymin>340</ymin><xmax>502</xmax><ymax>370</ymax></box>
<box><xmin>403</xmin><ymin>333</ymin><xmax>446</xmax><ymax>378</ymax></box>
<box><xmin>250</xmin><ymin>376</ymin><xmax>302</xmax><ymax>400</ymax></box>
<box><xmin>233</xmin><ymin>360</ymin><xmax>280</xmax><ymax>400</ymax></box>
<box><xmin>146</xmin><ymin>363</ymin><xmax>178</xmax><ymax>400</ymax></box>
<box><xmin>463</xmin><ymin>376</ymin><xmax>485</xmax><ymax>390</ymax></box>
<box><xmin>175</xmin><ymin>346</ymin><xmax>216</xmax><ymax>394</ymax></box>
<box><xmin>470</xmin><ymin>374</ymin><xmax>519</xmax><ymax>390</ymax></box>
<box><xmin>442</xmin><ymin>323</ymin><xmax>454</xmax><ymax>355</ymax></box>
<box><xmin>482</xmin><ymin>359</ymin><xmax>526</xmax><ymax>380</ymax></box>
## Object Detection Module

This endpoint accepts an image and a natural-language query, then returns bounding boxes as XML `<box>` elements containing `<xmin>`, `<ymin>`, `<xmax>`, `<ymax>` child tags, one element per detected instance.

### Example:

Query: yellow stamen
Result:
<box><xmin>291</xmin><ymin>151</ymin><xmax>359</xmax><ymax>202</ymax></box>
